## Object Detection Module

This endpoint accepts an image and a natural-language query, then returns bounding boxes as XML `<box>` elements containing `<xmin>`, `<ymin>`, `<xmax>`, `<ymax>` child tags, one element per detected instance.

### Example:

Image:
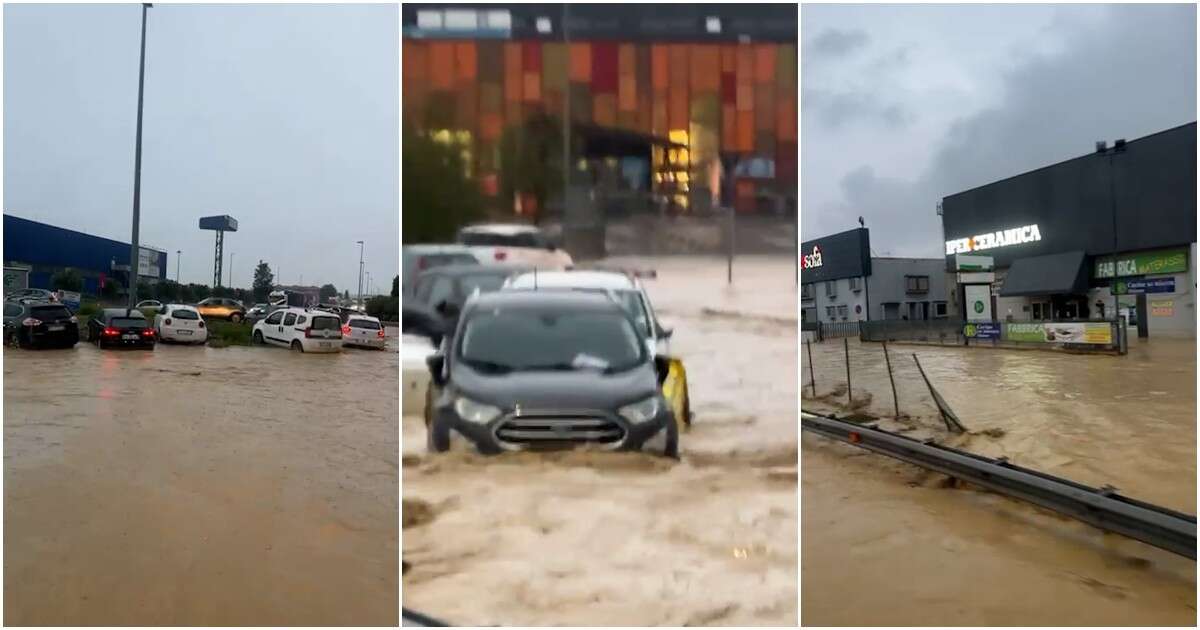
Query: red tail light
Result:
<box><xmin>103</xmin><ymin>327</ymin><xmax>119</xmax><ymax>336</ymax></box>
<box><xmin>22</xmin><ymin>317</ymin><xmax>42</xmax><ymax>327</ymax></box>
<box><xmin>377</xmin><ymin>329</ymin><xmax>386</xmax><ymax>338</ymax></box>
<box><xmin>142</xmin><ymin>329</ymin><xmax>155</xmax><ymax>337</ymax></box>
<box><xmin>494</xmin><ymin>250</ymin><xmax>508</xmax><ymax>261</ymax></box>
<box><xmin>341</xmin><ymin>325</ymin><xmax>351</xmax><ymax>336</ymax></box>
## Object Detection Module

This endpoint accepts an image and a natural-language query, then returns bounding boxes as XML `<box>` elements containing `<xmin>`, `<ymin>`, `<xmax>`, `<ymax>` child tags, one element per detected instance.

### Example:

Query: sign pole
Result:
<box><xmin>806</xmin><ymin>338</ymin><xmax>816</xmax><ymax>398</ymax></box>
<box><xmin>844</xmin><ymin>337</ymin><xmax>852</xmax><ymax>406</ymax></box>
<box><xmin>883</xmin><ymin>341</ymin><xmax>899</xmax><ymax>418</ymax></box>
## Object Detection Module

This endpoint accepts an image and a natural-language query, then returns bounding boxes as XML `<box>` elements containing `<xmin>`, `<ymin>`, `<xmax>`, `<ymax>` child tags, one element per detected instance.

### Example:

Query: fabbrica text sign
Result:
<box><xmin>1094</xmin><ymin>247</ymin><xmax>1188</xmax><ymax>279</ymax></box>
<box><xmin>945</xmin><ymin>224</ymin><xmax>1042</xmax><ymax>255</ymax></box>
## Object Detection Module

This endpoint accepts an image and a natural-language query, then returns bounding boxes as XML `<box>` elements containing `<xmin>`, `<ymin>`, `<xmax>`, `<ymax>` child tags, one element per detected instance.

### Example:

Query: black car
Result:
<box><xmin>88</xmin><ymin>308</ymin><xmax>156</xmax><ymax>349</ymax></box>
<box><xmin>3</xmin><ymin>301</ymin><xmax>79</xmax><ymax>349</ymax></box>
<box><xmin>5</xmin><ymin>288</ymin><xmax>58</xmax><ymax>303</ymax></box>
<box><xmin>403</xmin><ymin>264</ymin><xmax>531</xmax><ymax>343</ymax></box>
<box><xmin>425</xmin><ymin>291</ymin><xmax>678</xmax><ymax>458</ymax></box>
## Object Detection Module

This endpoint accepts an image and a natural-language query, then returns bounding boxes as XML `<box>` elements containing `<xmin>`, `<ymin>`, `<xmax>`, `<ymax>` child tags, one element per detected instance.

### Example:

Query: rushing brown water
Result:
<box><xmin>402</xmin><ymin>256</ymin><xmax>798</xmax><ymax>626</ymax></box>
<box><xmin>802</xmin><ymin>336</ymin><xmax>1196</xmax><ymax>626</ymax></box>
<box><xmin>4</xmin><ymin>334</ymin><xmax>399</xmax><ymax>626</ymax></box>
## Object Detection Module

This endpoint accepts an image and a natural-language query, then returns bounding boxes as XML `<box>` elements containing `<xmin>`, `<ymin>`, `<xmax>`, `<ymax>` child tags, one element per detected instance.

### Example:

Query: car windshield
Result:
<box><xmin>112</xmin><ymin>317</ymin><xmax>148</xmax><ymax>329</ymax></box>
<box><xmin>171</xmin><ymin>309</ymin><xmax>200</xmax><ymax>320</ymax></box>
<box><xmin>459</xmin><ymin>231</ymin><xmax>546</xmax><ymax>248</ymax></box>
<box><xmin>310</xmin><ymin>316</ymin><xmax>341</xmax><ymax>330</ymax></box>
<box><xmin>458</xmin><ymin>309</ymin><xmax>643</xmax><ymax>373</ymax></box>
<box><xmin>461</xmin><ymin>273</ymin><xmax>508</xmax><ymax>295</ymax></box>
<box><xmin>30</xmin><ymin>306</ymin><xmax>72</xmax><ymax>320</ymax></box>
<box><xmin>614</xmin><ymin>290</ymin><xmax>651</xmax><ymax>338</ymax></box>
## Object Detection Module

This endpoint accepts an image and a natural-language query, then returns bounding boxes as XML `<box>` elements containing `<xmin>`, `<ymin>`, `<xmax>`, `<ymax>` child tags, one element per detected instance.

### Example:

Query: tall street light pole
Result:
<box><xmin>356</xmin><ymin>240</ymin><xmax>365</xmax><ymax>309</ymax></box>
<box><xmin>175</xmin><ymin>250</ymin><xmax>181</xmax><ymax>283</ymax></box>
<box><xmin>229</xmin><ymin>252</ymin><xmax>235</xmax><ymax>288</ymax></box>
<box><xmin>128</xmin><ymin>3</ymin><xmax>151</xmax><ymax>309</ymax></box>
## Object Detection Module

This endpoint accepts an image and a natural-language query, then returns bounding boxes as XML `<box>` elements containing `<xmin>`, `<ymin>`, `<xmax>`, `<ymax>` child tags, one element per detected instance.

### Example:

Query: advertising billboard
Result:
<box><xmin>800</xmin><ymin>227</ymin><xmax>871</xmax><ymax>285</ymax></box>
<box><xmin>137</xmin><ymin>248</ymin><xmax>162</xmax><ymax>278</ymax></box>
<box><xmin>1005</xmin><ymin>322</ymin><xmax>1112</xmax><ymax>344</ymax></box>
<box><xmin>964</xmin><ymin>284</ymin><xmax>992</xmax><ymax>322</ymax></box>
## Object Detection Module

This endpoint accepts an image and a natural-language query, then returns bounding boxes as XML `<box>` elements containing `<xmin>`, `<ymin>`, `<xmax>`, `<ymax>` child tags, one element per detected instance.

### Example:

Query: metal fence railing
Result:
<box><xmin>818</xmin><ymin>320</ymin><xmax>861</xmax><ymax>340</ymax></box>
<box><xmin>859</xmin><ymin>319</ymin><xmax>964</xmax><ymax>345</ymax></box>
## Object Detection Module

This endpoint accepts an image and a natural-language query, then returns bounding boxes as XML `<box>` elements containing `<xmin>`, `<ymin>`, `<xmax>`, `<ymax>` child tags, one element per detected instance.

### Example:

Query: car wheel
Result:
<box><xmin>252</xmin><ymin>330</ymin><xmax>264</xmax><ymax>345</ymax></box>
<box><xmin>291</xmin><ymin>340</ymin><xmax>304</xmax><ymax>352</ymax></box>
<box><xmin>230</xmin><ymin>313</ymin><xmax>243</xmax><ymax>324</ymax></box>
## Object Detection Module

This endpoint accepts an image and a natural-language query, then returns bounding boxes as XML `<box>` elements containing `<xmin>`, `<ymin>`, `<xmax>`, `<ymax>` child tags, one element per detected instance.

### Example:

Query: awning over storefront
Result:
<box><xmin>998</xmin><ymin>250</ymin><xmax>1089</xmax><ymax>297</ymax></box>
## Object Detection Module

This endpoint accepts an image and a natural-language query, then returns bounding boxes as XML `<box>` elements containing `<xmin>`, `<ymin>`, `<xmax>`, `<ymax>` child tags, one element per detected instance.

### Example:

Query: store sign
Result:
<box><xmin>954</xmin><ymin>254</ymin><xmax>994</xmax><ymax>271</ymax></box>
<box><xmin>1113</xmin><ymin>277</ymin><xmax>1176</xmax><ymax>295</ymax></box>
<box><xmin>964</xmin><ymin>284</ymin><xmax>992</xmax><ymax>322</ymax></box>
<box><xmin>1151</xmin><ymin>300</ymin><xmax>1175</xmax><ymax>317</ymax></box>
<box><xmin>946</xmin><ymin>224</ymin><xmax>1041</xmax><ymax>255</ymax></box>
<box><xmin>957</xmin><ymin>272</ymin><xmax>995</xmax><ymax>284</ymax></box>
<box><xmin>1005</xmin><ymin>322</ymin><xmax>1112</xmax><ymax>344</ymax></box>
<box><xmin>963</xmin><ymin>323</ymin><xmax>1001</xmax><ymax>340</ymax></box>
<box><xmin>800</xmin><ymin>245</ymin><xmax>824</xmax><ymax>270</ymax></box>
<box><xmin>1094</xmin><ymin>247</ymin><xmax>1188</xmax><ymax>279</ymax></box>
<box><xmin>137</xmin><ymin>248</ymin><xmax>161</xmax><ymax>278</ymax></box>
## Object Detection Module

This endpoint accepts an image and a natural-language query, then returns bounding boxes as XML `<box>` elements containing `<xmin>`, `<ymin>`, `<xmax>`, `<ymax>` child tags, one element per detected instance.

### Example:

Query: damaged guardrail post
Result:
<box><xmin>844</xmin><ymin>337</ymin><xmax>852</xmax><ymax>406</ymax></box>
<box><xmin>883</xmin><ymin>341</ymin><xmax>899</xmax><ymax>418</ymax></box>
<box><xmin>806</xmin><ymin>338</ymin><xmax>816</xmax><ymax>397</ymax></box>
<box><xmin>912</xmin><ymin>353</ymin><xmax>966</xmax><ymax>433</ymax></box>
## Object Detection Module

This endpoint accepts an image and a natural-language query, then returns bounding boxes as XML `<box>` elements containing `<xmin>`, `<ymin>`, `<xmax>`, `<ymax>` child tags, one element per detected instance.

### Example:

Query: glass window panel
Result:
<box><xmin>651</xmin><ymin>45</ymin><xmax>668</xmax><ymax>91</ymax></box>
<box><xmin>416</xmin><ymin>10</ymin><xmax>443</xmax><ymax>30</ymax></box>
<box><xmin>569</xmin><ymin>43</ymin><xmax>592</xmax><ymax>82</ymax></box>
<box><xmin>486</xmin><ymin>10</ymin><xmax>512</xmax><ymax>30</ymax></box>
<box><xmin>754</xmin><ymin>44</ymin><xmax>776</xmax><ymax>84</ymax></box>
<box><xmin>430</xmin><ymin>42</ymin><xmax>455</xmax><ymax>90</ymax></box>
<box><xmin>455</xmin><ymin>42</ymin><xmax>476</xmax><ymax>81</ymax></box>
<box><xmin>444</xmin><ymin>9</ymin><xmax>478</xmax><ymax>30</ymax></box>
<box><xmin>541</xmin><ymin>43</ymin><xmax>568</xmax><ymax>93</ymax></box>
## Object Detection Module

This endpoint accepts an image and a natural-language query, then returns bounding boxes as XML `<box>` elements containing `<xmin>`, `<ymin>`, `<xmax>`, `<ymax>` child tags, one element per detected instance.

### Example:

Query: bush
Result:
<box><xmin>366</xmin><ymin>295</ymin><xmax>398</xmax><ymax>322</ymax></box>
<box><xmin>205</xmin><ymin>319</ymin><xmax>252</xmax><ymax>347</ymax></box>
<box><xmin>51</xmin><ymin>268</ymin><xmax>83</xmax><ymax>292</ymax></box>
<box><xmin>76</xmin><ymin>302</ymin><xmax>100</xmax><ymax>317</ymax></box>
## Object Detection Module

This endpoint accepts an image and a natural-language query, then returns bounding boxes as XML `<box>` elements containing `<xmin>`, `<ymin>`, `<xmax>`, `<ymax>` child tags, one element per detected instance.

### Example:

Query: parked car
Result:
<box><xmin>457</xmin><ymin>223</ymin><xmax>574</xmax><ymax>269</ymax></box>
<box><xmin>245</xmin><ymin>303</ymin><xmax>272</xmax><ymax>324</ymax></box>
<box><xmin>153</xmin><ymin>304</ymin><xmax>208</xmax><ymax>344</ymax></box>
<box><xmin>343</xmin><ymin>314</ymin><xmax>387</xmax><ymax>350</ymax></box>
<box><xmin>136</xmin><ymin>299</ymin><xmax>163</xmax><ymax>311</ymax></box>
<box><xmin>196</xmin><ymin>297</ymin><xmax>246</xmax><ymax>323</ymax></box>
<box><xmin>3</xmin><ymin>301</ymin><xmax>79</xmax><ymax>349</ymax></box>
<box><xmin>502</xmin><ymin>267</ymin><xmax>691</xmax><ymax>426</ymax></box>
<box><xmin>402</xmin><ymin>245</ymin><xmax>480</xmax><ymax>296</ymax></box>
<box><xmin>88</xmin><ymin>308</ymin><xmax>156</xmax><ymax>350</ymax></box>
<box><xmin>6</xmin><ymin>288</ymin><xmax>58</xmax><ymax>303</ymax></box>
<box><xmin>424</xmin><ymin>290</ymin><xmax>679</xmax><ymax>457</ymax></box>
<box><xmin>251</xmin><ymin>307</ymin><xmax>343</xmax><ymax>353</ymax></box>
<box><xmin>402</xmin><ymin>264</ymin><xmax>531</xmax><ymax>344</ymax></box>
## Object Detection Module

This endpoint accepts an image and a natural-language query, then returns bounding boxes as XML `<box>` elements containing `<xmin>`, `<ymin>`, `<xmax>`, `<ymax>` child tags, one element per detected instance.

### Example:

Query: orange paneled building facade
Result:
<box><xmin>403</xmin><ymin>4</ymin><xmax>797</xmax><ymax>214</ymax></box>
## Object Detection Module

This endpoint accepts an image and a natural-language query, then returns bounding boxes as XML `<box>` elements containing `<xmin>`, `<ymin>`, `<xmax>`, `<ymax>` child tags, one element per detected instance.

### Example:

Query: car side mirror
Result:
<box><xmin>653</xmin><ymin>355</ymin><xmax>670</xmax><ymax>386</ymax></box>
<box><xmin>426</xmin><ymin>354</ymin><xmax>446</xmax><ymax>386</ymax></box>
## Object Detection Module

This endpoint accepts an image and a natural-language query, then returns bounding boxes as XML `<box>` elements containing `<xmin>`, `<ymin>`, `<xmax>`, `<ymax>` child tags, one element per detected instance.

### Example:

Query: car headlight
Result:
<box><xmin>453</xmin><ymin>396</ymin><xmax>502</xmax><ymax>424</ymax></box>
<box><xmin>619</xmin><ymin>396</ymin><xmax>662</xmax><ymax>424</ymax></box>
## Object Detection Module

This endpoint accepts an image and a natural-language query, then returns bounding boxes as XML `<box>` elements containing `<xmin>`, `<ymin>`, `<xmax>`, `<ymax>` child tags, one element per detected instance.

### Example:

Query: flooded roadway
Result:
<box><xmin>402</xmin><ymin>256</ymin><xmax>798</xmax><ymax>626</ymax></box>
<box><xmin>802</xmin><ymin>336</ymin><xmax>1196</xmax><ymax>625</ymax></box>
<box><xmin>4</xmin><ymin>334</ymin><xmax>399</xmax><ymax>626</ymax></box>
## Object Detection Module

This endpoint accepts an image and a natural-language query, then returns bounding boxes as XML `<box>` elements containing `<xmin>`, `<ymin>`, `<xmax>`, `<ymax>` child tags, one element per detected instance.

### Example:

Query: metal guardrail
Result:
<box><xmin>801</xmin><ymin>412</ymin><xmax>1196</xmax><ymax>559</ymax></box>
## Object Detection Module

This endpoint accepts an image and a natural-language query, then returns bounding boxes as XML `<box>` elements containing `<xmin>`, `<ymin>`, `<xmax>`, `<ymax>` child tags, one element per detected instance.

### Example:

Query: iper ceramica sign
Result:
<box><xmin>946</xmin><ymin>224</ymin><xmax>1042</xmax><ymax>255</ymax></box>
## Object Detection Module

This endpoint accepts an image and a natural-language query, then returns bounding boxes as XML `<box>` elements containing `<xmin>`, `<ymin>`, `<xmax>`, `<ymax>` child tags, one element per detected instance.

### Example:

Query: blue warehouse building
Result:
<box><xmin>3</xmin><ymin>214</ymin><xmax>168</xmax><ymax>295</ymax></box>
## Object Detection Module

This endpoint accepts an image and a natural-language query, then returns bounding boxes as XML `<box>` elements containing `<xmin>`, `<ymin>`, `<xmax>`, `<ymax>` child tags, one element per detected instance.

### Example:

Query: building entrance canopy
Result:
<box><xmin>998</xmin><ymin>250</ymin><xmax>1089</xmax><ymax>297</ymax></box>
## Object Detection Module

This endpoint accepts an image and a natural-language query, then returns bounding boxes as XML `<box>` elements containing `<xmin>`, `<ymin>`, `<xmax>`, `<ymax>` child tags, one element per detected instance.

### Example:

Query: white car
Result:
<box><xmin>501</xmin><ymin>268</ymin><xmax>671</xmax><ymax>356</ymax></box>
<box><xmin>136</xmin><ymin>300</ymin><xmax>163</xmax><ymax>311</ymax></box>
<box><xmin>457</xmin><ymin>223</ymin><xmax>574</xmax><ymax>269</ymax></box>
<box><xmin>343</xmin><ymin>314</ymin><xmax>387</xmax><ymax>350</ymax></box>
<box><xmin>153</xmin><ymin>304</ymin><xmax>208</xmax><ymax>344</ymax></box>
<box><xmin>252</xmin><ymin>307</ymin><xmax>343</xmax><ymax>353</ymax></box>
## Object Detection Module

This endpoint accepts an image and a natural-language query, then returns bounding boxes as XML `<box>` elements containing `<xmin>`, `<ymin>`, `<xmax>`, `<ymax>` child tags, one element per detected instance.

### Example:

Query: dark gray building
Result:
<box><xmin>941</xmin><ymin>122</ymin><xmax>1196</xmax><ymax>337</ymax></box>
<box><xmin>800</xmin><ymin>227</ymin><xmax>949</xmax><ymax>324</ymax></box>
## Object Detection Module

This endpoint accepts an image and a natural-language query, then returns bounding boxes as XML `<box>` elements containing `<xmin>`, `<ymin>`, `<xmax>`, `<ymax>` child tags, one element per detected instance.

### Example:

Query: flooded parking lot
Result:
<box><xmin>802</xmin><ymin>336</ymin><xmax>1196</xmax><ymax>625</ymax></box>
<box><xmin>4</xmin><ymin>334</ymin><xmax>399</xmax><ymax>626</ymax></box>
<box><xmin>402</xmin><ymin>256</ymin><xmax>798</xmax><ymax>626</ymax></box>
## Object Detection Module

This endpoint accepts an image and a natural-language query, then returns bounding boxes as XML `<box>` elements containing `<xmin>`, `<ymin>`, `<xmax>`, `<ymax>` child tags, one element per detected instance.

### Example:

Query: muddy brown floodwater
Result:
<box><xmin>4</xmin><ymin>334</ymin><xmax>399</xmax><ymax>626</ymax></box>
<box><xmin>403</xmin><ymin>256</ymin><xmax>798</xmax><ymax>626</ymax></box>
<box><xmin>802</xmin><ymin>336</ymin><xmax>1196</xmax><ymax>626</ymax></box>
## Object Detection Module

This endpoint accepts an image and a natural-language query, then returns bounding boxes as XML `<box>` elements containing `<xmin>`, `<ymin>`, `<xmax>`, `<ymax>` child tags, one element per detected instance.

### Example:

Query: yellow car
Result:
<box><xmin>196</xmin><ymin>297</ymin><xmax>246</xmax><ymax>323</ymax></box>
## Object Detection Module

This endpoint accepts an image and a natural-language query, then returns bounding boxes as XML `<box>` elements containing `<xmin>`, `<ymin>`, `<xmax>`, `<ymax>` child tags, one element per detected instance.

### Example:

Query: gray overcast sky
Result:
<box><xmin>801</xmin><ymin>3</ymin><xmax>1196</xmax><ymax>256</ymax></box>
<box><xmin>4</xmin><ymin>3</ymin><xmax>398</xmax><ymax>292</ymax></box>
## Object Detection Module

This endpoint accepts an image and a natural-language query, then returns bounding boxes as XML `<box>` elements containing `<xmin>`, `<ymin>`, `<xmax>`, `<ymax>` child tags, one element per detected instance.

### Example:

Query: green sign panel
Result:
<box><xmin>1006</xmin><ymin>323</ymin><xmax>1046</xmax><ymax>342</ymax></box>
<box><xmin>1095</xmin><ymin>248</ymin><xmax>1188</xmax><ymax>279</ymax></box>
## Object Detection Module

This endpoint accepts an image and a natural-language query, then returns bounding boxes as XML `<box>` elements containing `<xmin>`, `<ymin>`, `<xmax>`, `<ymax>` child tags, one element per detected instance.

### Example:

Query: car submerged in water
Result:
<box><xmin>424</xmin><ymin>291</ymin><xmax>679</xmax><ymax>458</ymax></box>
<box><xmin>3</xmin><ymin>301</ymin><xmax>79</xmax><ymax>349</ymax></box>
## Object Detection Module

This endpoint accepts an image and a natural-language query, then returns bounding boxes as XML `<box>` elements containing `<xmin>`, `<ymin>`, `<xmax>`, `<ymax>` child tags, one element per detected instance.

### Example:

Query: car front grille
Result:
<box><xmin>494</xmin><ymin>413</ymin><xmax>625</xmax><ymax>447</ymax></box>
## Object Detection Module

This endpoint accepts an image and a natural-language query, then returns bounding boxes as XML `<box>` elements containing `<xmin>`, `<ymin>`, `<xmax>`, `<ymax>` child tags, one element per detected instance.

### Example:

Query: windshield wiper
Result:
<box><xmin>461</xmin><ymin>358</ymin><xmax>515</xmax><ymax>374</ymax></box>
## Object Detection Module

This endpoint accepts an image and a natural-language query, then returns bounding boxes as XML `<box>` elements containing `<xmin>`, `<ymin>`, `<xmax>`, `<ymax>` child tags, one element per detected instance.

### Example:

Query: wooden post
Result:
<box><xmin>806</xmin><ymin>338</ymin><xmax>816</xmax><ymax>397</ymax></box>
<box><xmin>884</xmin><ymin>341</ymin><xmax>899</xmax><ymax>418</ymax></box>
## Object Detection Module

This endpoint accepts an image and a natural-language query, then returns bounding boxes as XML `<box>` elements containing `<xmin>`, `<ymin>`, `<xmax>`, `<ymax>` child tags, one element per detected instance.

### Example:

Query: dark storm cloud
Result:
<box><xmin>802</xmin><ymin>88</ymin><xmax>915</xmax><ymax>130</ymax></box>
<box><xmin>806</xmin><ymin>4</ymin><xmax>1196</xmax><ymax>258</ymax></box>
<box><xmin>804</xmin><ymin>28</ymin><xmax>870</xmax><ymax>59</ymax></box>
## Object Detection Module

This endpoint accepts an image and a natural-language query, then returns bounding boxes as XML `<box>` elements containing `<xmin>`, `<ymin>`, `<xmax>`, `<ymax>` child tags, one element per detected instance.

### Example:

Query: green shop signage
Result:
<box><xmin>1094</xmin><ymin>248</ymin><xmax>1188</xmax><ymax>279</ymax></box>
<box><xmin>1005</xmin><ymin>323</ymin><xmax>1046</xmax><ymax>342</ymax></box>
